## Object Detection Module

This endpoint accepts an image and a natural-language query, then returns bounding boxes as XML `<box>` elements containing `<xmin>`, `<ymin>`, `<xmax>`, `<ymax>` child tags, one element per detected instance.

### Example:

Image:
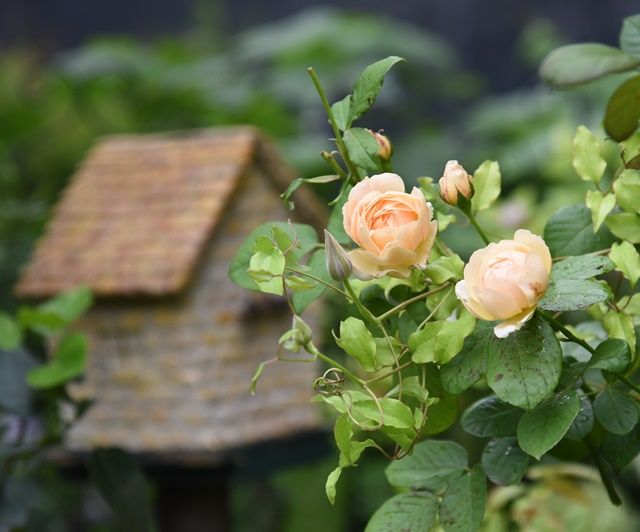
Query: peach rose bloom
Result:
<box><xmin>455</xmin><ymin>229</ymin><xmax>552</xmax><ymax>338</ymax></box>
<box><xmin>342</xmin><ymin>173</ymin><xmax>438</xmax><ymax>278</ymax></box>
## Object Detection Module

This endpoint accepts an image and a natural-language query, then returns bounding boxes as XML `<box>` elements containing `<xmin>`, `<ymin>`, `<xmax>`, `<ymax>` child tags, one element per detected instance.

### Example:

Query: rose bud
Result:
<box><xmin>324</xmin><ymin>229</ymin><xmax>353</xmax><ymax>281</ymax></box>
<box><xmin>342</xmin><ymin>173</ymin><xmax>438</xmax><ymax>279</ymax></box>
<box><xmin>369</xmin><ymin>130</ymin><xmax>393</xmax><ymax>161</ymax></box>
<box><xmin>455</xmin><ymin>229</ymin><xmax>552</xmax><ymax>338</ymax></box>
<box><xmin>439</xmin><ymin>160</ymin><xmax>473</xmax><ymax>206</ymax></box>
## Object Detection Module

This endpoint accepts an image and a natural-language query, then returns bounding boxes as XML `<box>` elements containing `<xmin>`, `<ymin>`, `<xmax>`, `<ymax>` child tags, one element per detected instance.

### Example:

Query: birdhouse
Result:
<box><xmin>15</xmin><ymin>127</ymin><xmax>327</xmax><ymax>465</ymax></box>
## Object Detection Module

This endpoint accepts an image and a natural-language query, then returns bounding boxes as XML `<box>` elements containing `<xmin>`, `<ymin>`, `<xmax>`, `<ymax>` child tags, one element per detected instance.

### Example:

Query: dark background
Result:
<box><xmin>1</xmin><ymin>0</ymin><xmax>638</xmax><ymax>91</ymax></box>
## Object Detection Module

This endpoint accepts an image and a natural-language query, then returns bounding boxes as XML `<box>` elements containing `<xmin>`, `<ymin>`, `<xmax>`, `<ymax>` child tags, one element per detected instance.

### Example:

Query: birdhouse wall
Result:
<box><xmin>65</xmin><ymin>168</ymin><xmax>323</xmax><ymax>460</ymax></box>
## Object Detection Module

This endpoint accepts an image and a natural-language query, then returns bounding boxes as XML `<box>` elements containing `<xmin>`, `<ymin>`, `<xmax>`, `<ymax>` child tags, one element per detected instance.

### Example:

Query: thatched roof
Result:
<box><xmin>15</xmin><ymin>127</ymin><xmax>325</xmax><ymax>298</ymax></box>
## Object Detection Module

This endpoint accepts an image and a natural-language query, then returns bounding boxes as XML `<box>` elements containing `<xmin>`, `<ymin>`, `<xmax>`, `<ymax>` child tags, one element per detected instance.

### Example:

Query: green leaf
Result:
<box><xmin>539</xmin><ymin>254</ymin><xmax>614</xmax><ymax>312</ymax></box>
<box><xmin>87</xmin><ymin>449</ymin><xmax>157</xmax><ymax>532</ymax></box>
<box><xmin>349</xmin><ymin>397</ymin><xmax>416</xmax><ymax>431</ymax></box>
<box><xmin>325</xmin><ymin>466</ymin><xmax>342</xmax><ymax>505</ymax></box>
<box><xmin>604</xmin><ymin>310</ymin><xmax>637</xmax><ymax>355</ymax></box>
<box><xmin>585</xmin><ymin>190</ymin><xmax>616</xmax><ymax>231</ymax></box>
<box><xmin>291</xmin><ymin>249</ymin><xmax>330</xmax><ymax>313</ymax></box>
<box><xmin>621</xmin><ymin>14</ymin><xmax>640</xmax><ymax>59</ymax></box>
<box><xmin>41</xmin><ymin>286</ymin><xmax>93</xmax><ymax>323</ymax></box>
<box><xmin>614</xmin><ymin>169</ymin><xmax>640</xmax><ymax>214</ymax></box>
<box><xmin>470</xmin><ymin>160</ymin><xmax>501</xmax><ymax>213</ymax></box>
<box><xmin>27</xmin><ymin>333</ymin><xmax>88</xmax><ymax>389</ymax></box>
<box><xmin>424</xmin><ymin>254</ymin><xmax>465</xmax><ymax>284</ymax></box>
<box><xmin>19</xmin><ymin>287</ymin><xmax>93</xmax><ymax>335</ymax></box>
<box><xmin>349</xmin><ymin>56</ymin><xmax>405</xmax><ymax>123</ymax></box>
<box><xmin>486</xmin><ymin>315</ymin><xmax>563</xmax><ymax>410</ymax></box>
<box><xmin>573</xmin><ymin>125</ymin><xmax>607</xmax><ymax>183</ymax></box>
<box><xmin>539</xmin><ymin>43</ymin><xmax>640</xmax><ymax>88</ymax></box>
<box><xmin>229</xmin><ymin>222</ymin><xmax>318</xmax><ymax>290</ymax></box>
<box><xmin>365</xmin><ymin>492</ymin><xmax>438</xmax><ymax>532</ymax></box>
<box><xmin>606</xmin><ymin>212</ymin><xmax>640</xmax><ymax>243</ymax></box>
<box><xmin>0</xmin><ymin>313</ymin><xmax>21</xmax><ymax>350</ymax></box>
<box><xmin>544</xmin><ymin>204</ymin><xmax>614</xmax><ymax>257</ymax></box>
<box><xmin>337</xmin><ymin>317</ymin><xmax>376</xmax><ymax>372</ymax></box>
<box><xmin>609</xmin><ymin>241</ymin><xmax>640</xmax><ymax>287</ymax></box>
<box><xmin>280</xmin><ymin>174</ymin><xmax>340</xmax><ymax>210</ymax></box>
<box><xmin>594</xmin><ymin>388</ymin><xmax>639</xmax><ymax>435</ymax></box>
<box><xmin>589</xmin><ymin>339</ymin><xmax>632</xmax><ymax>374</ymax></box>
<box><xmin>481</xmin><ymin>437</ymin><xmax>529</xmax><ymax>486</ymax></box>
<box><xmin>565</xmin><ymin>389</ymin><xmax>594</xmax><ymax>441</ymax></box>
<box><xmin>385</xmin><ymin>439</ymin><xmax>467</xmax><ymax>491</ymax></box>
<box><xmin>423</xmin><ymin>396</ymin><xmax>458</xmax><ymax>435</ymax></box>
<box><xmin>538</xmin><ymin>279</ymin><xmax>611</xmax><ymax>312</ymax></box>
<box><xmin>516</xmin><ymin>389</ymin><xmax>580</xmax><ymax>459</ymax></box>
<box><xmin>343</xmin><ymin>127</ymin><xmax>382</xmax><ymax>175</ymax></box>
<box><xmin>602</xmin><ymin>425</ymin><xmax>640</xmax><ymax>470</ymax></box>
<box><xmin>548</xmin><ymin>254</ymin><xmax>614</xmax><ymax>280</ymax></box>
<box><xmin>439</xmin><ymin>465</ymin><xmax>486</xmax><ymax>532</ymax></box>
<box><xmin>248</xmin><ymin>236</ymin><xmax>286</xmax><ymax>295</ymax></box>
<box><xmin>604</xmin><ymin>75</ymin><xmax>640</xmax><ymax>141</ymax></box>
<box><xmin>462</xmin><ymin>396</ymin><xmax>523</xmax><ymax>438</ymax></box>
<box><xmin>331</xmin><ymin>95</ymin><xmax>352</xmax><ymax>131</ymax></box>
<box><xmin>386</xmin><ymin>375</ymin><xmax>429</xmax><ymax>402</ymax></box>
<box><xmin>440</xmin><ymin>321</ymin><xmax>493</xmax><ymax>394</ymax></box>
<box><xmin>409</xmin><ymin>310</ymin><xmax>475</xmax><ymax>365</ymax></box>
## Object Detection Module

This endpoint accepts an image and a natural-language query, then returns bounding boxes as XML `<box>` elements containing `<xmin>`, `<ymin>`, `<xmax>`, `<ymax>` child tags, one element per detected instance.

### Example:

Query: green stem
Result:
<box><xmin>321</xmin><ymin>151</ymin><xmax>347</xmax><ymax>179</ymax></box>
<box><xmin>538</xmin><ymin>310</ymin><xmax>595</xmax><ymax>355</ymax></box>
<box><xmin>343</xmin><ymin>279</ymin><xmax>381</xmax><ymax>328</ymax></box>
<box><xmin>585</xmin><ymin>434</ymin><xmax>622</xmax><ymax>506</ymax></box>
<box><xmin>465</xmin><ymin>210</ymin><xmax>491</xmax><ymax>245</ymax></box>
<box><xmin>376</xmin><ymin>283</ymin><xmax>451</xmax><ymax>321</ymax></box>
<box><xmin>366</xmin><ymin>361</ymin><xmax>413</xmax><ymax>384</ymax></box>
<box><xmin>307</xmin><ymin>343</ymin><xmax>365</xmax><ymax>388</ymax></box>
<box><xmin>307</xmin><ymin>68</ymin><xmax>359</xmax><ymax>181</ymax></box>
<box><xmin>617</xmin><ymin>374</ymin><xmax>640</xmax><ymax>396</ymax></box>
<box><xmin>539</xmin><ymin>310</ymin><xmax>640</xmax><ymax>395</ymax></box>
<box><xmin>286</xmin><ymin>267</ymin><xmax>348</xmax><ymax>297</ymax></box>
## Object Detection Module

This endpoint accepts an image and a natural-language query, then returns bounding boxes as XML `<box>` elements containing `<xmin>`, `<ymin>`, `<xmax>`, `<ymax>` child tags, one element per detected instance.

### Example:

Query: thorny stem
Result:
<box><xmin>376</xmin><ymin>283</ymin><xmax>451</xmax><ymax>321</ymax></box>
<box><xmin>307</xmin><ymin>68</ymin><xmax>360</xmax><ymax>182</ymax></box>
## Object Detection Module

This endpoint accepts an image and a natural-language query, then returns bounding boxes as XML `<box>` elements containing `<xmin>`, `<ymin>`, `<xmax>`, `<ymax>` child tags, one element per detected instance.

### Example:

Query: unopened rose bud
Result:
<box><xmin>324</xmin><ymin>229</ymin><xmax>352</xmax><ymax>281</ymax></box>
<box><xmin>369</xmin><ymin>130</ymin><xmax>393</xmax><ymax>161</ymax></box>
<box><xmin>439</xmin><ymin>160</ymin><xmax>473</xmax><ymax>206</ymax></box>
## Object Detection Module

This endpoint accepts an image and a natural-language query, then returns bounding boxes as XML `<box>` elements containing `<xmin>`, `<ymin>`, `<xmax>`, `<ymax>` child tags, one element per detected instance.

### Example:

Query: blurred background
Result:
<box><xmin>1</xmin><ymin>1</ymin><xmax>639</xmax><ymax>530</ymax></box>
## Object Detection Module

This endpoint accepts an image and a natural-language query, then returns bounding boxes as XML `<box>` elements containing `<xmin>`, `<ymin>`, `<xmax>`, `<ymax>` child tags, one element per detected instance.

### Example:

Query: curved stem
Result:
<box><xmin>538</xmin><ymin>310</ymin><xmax>595</xmax><ymax>355</ymax></box>
<box><xmin>307</xmin><ymin>343</ymin><xmax>365</xmax><ymax>388</ymax></box>
<box><xmin>343</xmin><ymin>279</ymin><xmax>381</xmax><ymax>328</ymax></box>
<box><xmin>286</xmin><ymin>267</ymin><xmax>348</xmax><ymax>297</ymax></box>
<box><xmin>465</xmin><ymin>210</ymin><xmax>491</xmax><ymax>245</ymax></box>
<box><xmin>376</xmin><ymin>283</ymin><xmax>451</xmax><ymax>322</ymax></box>
<box><xmin>307</xmin><ymin>68</ymin><xmax>359</xmax><ymax>181</ymax></box>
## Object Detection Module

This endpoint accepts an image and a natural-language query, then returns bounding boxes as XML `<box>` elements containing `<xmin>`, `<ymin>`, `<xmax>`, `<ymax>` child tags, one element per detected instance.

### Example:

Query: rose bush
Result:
<box><xmin>231</xmin><ymin>17</ymin><xmax>640</xmax><ymax>531</ymax></box>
